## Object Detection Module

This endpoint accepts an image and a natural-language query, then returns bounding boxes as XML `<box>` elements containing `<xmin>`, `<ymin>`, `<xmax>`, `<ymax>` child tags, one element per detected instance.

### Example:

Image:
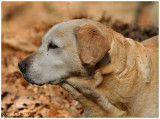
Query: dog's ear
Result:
<box><xmin>74</xmin><ymin>24</ymin><xmax>110</xmax><ymax>68</ymax></box>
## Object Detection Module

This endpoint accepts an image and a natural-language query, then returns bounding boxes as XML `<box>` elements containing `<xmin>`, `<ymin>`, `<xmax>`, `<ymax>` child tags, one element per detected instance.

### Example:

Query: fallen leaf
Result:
<box><xmin>2</xmin><ymin>35</ymin><xmax>38</xmax><ymax>52</ymax></box>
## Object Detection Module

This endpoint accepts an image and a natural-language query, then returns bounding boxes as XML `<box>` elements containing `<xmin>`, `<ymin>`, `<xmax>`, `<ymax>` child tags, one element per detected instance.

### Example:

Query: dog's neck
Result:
<box><xmin>94</xmin><ymin>31</ymin><xmax>152</xmax><ymax>114</ymax></box>
<box><xmin>98</xmin><ymin>28</ymin><xmax>151</xmax><ymax>83</ymax></box>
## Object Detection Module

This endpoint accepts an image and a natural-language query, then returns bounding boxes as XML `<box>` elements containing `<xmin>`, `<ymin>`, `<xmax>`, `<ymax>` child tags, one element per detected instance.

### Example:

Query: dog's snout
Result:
<box><xmin>18</xmin><ymin>60</ymin><xmax>27</xmax><ymax>72</ymax></box>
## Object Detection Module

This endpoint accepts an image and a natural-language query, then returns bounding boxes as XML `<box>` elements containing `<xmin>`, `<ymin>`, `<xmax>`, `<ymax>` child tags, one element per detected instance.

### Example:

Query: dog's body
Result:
<box><xmin>141</xmin><ymin>35</ymin><xmax>159</xmax><ymax>48</ymax></box>
<box><xmin>18</xmin><ymin>19</ymin><xmax>158</xmax><ymax>117</ymax></box>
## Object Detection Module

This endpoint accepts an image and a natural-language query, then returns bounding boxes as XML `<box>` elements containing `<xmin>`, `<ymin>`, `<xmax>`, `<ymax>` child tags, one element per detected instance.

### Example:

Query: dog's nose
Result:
<box><xmin>18</xmin><ymin>60</ymin><xmax>26</xmax><ymax>72</ymax></box>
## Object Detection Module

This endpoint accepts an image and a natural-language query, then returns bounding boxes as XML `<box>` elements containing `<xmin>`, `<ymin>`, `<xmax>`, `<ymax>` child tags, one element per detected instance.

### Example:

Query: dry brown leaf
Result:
<box><xmin>2</xmin><ymin>35</ymin><xmax>38</xmax><ymax>52</ymax></box>
<box><xmin>13</xmin><ymin>96</ymin><xmax>40</xmax><ymax>109</ymax></box>
<box><xmin>57</xmin><ymin>110</ymin><xmax>72</xmax><ymax>118</ymax></box>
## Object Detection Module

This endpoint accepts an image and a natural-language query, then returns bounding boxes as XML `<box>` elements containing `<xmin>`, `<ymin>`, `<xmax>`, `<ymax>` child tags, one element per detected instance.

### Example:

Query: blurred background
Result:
<box><xmin>1</xmin><ymin>1</ymin><xmax>159</xmax><ymax>118</ymax></box>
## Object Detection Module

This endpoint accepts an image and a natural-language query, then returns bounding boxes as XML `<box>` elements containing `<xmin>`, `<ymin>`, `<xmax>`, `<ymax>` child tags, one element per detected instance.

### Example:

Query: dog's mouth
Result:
<box><xmin>47</xmin><ymin>76</ymin><xmax>69</xmax><ymax>85</ymax></box>
<box><xmin>47</xmin><ymin>80</ymin><xmax>61</xmax><ymax>85</ymax></box>
<box><xmin>21</xmin><ymin>72</ymin><xmax>70</xmax><ymax>86</ymax></box>
<box><xmin>22</xmin><ymin>73</ymin><xmax>44</xmax><ymax>86</ymax></box>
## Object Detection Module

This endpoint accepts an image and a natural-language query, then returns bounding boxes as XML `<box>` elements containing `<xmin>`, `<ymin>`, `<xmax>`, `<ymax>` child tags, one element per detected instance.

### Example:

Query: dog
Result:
<box><xmin>18</xmin><ymin>19</ymin><xmax>158</xmax><ymax>117</ymax></box>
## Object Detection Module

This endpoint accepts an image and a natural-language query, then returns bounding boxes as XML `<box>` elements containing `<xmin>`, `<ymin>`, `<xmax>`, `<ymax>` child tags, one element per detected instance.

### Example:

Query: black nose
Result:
<box><xmin>18</xmin><ymin>60</ymin><xmax>26</xmax><ymax>72</ymax></box>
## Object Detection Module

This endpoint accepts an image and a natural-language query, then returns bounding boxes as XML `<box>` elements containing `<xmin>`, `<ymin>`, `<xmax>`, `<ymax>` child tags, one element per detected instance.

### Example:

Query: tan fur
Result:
<box><xmin>64</xmin><ymin>20</ymin><xmax>158</xmax><ymax>117</ymax></box>
<box><xmin>75</xmin><ymin>24</ymin><xmax>110</xmax><ymax>68</ymax></box>
<box><xmin>20</xmin><ymin>19</ymin><xmax>158</xmax><ymax>117</ymax></box>
<box><xmin>141</xmin><ymin>35</ymin><xmax>159</xmax><ymax>48</ymax></box>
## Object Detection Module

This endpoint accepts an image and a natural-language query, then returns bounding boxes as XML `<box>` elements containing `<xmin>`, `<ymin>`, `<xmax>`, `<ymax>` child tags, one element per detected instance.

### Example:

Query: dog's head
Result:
<box><xmin>18</xmin><ymin>19</ymin><xmax>111</xmax><ymax>85</ymax></box>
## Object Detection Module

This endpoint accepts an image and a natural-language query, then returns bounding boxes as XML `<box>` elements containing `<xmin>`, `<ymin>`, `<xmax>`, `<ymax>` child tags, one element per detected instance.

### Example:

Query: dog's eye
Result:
<box><xmin>48</xmin><ymin>42</ymin><xmax>58</xmax><ymax>50</ymax></box>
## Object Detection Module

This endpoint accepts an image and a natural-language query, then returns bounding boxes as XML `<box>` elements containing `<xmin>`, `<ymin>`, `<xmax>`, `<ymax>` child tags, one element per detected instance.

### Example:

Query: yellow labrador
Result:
<box><xmin>18</xmin><ymin>19</ymin><xmax>158</xmax><ymax>117</ymax></box>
